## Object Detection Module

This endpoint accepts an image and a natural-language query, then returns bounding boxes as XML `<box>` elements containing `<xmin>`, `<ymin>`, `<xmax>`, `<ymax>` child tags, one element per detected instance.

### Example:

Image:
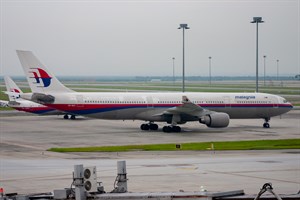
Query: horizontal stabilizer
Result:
<box><xmin>0</xmin><ymin>100</ymin><xmax>9</xmax><ymax>107</ymax></box>
<box><xmin>4</xmin><ymin>91</ymin><xmax>20</xmax><ymax>98</ymax></box>
<box><xmin>8</xmin><ymin>101</ymin><xmax>21</xmax><ymax>106</ymax></box>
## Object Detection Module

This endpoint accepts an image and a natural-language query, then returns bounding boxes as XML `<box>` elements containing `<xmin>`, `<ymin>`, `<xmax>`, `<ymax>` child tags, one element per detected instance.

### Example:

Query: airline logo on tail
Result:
<box><xmin>29</xmin><ymin>68</ymin><xmax>52</xmax><ymax>87</ymax></box>
<box><xmin>10</xmin><ymin>89</ymin><xmax>20</xmax><ymax>93</ymax></box>
<box><xmin>10</xmin><ymin>88</ymin><xmax>21</xmax><ymax>99</ymax></box>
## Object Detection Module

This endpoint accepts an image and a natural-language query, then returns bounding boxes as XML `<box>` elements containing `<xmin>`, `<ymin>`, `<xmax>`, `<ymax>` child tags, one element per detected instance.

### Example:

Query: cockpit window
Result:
<box><xmin>278</xmin><ymin>97</ymin><xmax>288</xmax><ymax>103</ymax></box>
<box><xmin>281</xmin><ymin>97</ymin><xmax>288</xmax><ymax>103</ymax></box>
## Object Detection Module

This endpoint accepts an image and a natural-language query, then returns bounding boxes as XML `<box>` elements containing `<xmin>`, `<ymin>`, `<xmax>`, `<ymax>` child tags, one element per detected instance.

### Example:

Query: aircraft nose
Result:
<box><xmin>285</xmin><ymin>102</ymin><xmax>294</xmax><ymax>111</ymax></box>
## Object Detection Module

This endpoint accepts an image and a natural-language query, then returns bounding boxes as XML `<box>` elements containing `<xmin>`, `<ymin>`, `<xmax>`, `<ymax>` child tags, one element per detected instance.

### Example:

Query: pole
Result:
<box><xmin>255</xmin><ymin>22</ymin><xmax>259</xmax><ymax>93</ymax></box>
<box><xmin>209</xmin><ymin>56</ymin><xmax>212</xmax><ymax>86</ymax></box>
<box><xmin>251</xmin><ymin>17</ymin><xmax>264</xmax><ymax>92</ymax></box>
<box><xmin>182</xmin><ymin>28</ymin><xmax>185</xmax><ymax>93</ymax></box>
<box><xmin>172</xmin><ymin>57</ymin><xmax>175</xmax><ymax>86</ymax></box>
<box><xmin>178</xmin><ymin>24</ymin><xmax>189</xmax><ymax>92</ymax></box>
<box><xmin>263</xmin><ymin>55</ymin><xmax>266</xmax><ymax>86</ymax></box>
<box><xmin>277</xmin><ymin>59</ymin><xmax>279</xmax><ymax>82</ymax></box>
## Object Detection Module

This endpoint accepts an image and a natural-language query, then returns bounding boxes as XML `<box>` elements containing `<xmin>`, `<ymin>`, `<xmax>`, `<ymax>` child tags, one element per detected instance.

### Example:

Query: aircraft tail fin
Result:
<box><xmin>4</xmin><ymin>76</ymin><xmax>23</xmax><ymax>101</ymax></box>
<box><xmin>16</xmin><ymin>50</ymin><xmax>73</xmax><ymax>93</ymax></box>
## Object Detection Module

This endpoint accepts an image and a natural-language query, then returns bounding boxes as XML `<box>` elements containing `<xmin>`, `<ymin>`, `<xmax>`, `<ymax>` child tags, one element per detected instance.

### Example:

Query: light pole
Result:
<box><xmin>251</xmin><ymin>17</ymin><xmax>264</xmax><ymax>93</ymax></box>
<box><xmin>263</xmin><ymin>55</ymin><xmax>266</xmax><ymax>86</ymax></box>
<box><xmin>208</xmin><ymin>56</ymin><xmax>212</xmax><ymax>86</ymax></box>
<box><xmin>172</xmin><ymin>57</ymin><xmax>175</xmax><ymax>85</ymax></box>
<box><xmin>277</xmin><ymin>59</ymin><xmax>279</xmax><ymax>82</ymax></box>
<box><xmin>178</xmin><ymin>23</ymin><xmax>190</xmax><ymax>93</ymax></box>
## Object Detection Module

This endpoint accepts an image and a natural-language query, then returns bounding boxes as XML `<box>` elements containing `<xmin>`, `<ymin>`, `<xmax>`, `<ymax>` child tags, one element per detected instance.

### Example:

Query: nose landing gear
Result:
<box><xmin>263</xmin><ymin>118</ymin><xmax>270</xmax><ymax>128</ymax></box>
<box><xmin>63</xmin><ymin>114</ymin><xmax>76</xmax><ymax>120</ymax></box>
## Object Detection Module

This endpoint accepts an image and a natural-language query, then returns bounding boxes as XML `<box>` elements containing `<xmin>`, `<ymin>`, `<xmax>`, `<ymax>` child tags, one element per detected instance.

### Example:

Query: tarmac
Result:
<box><xmin>0</xmin><ymin>109</ymin><xmax>299</xmax><ymax>195</ymax></box>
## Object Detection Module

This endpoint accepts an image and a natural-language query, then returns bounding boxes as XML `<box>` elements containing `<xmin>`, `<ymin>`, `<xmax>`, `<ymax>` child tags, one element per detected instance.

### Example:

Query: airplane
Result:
<box><xmin>16</xmin><ymin>50</ymin><xmax>293</xmax><ymax>132</ymax></box>
<box><xmin>1</xmin><ymin>76</ymin><xmax>76</xmax><ymax>119</ymax></box>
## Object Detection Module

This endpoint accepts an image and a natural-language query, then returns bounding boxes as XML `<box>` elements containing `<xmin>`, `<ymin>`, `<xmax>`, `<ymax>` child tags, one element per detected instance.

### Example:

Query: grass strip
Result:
<box><xmin>48</xmin><ymin>139</ymin><xmax>300</xmax><ymax>153</ymax></box>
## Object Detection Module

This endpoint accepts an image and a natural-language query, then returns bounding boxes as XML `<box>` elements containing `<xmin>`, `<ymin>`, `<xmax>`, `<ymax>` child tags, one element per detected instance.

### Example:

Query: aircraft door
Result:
<box><xmin>76</xmin><ymin>95</ymin><xmax>84</xmax><ymax>108</ymax></box>
<box><xmin>224</xmin><ymin>96</ymin><xmax>231</xmax><ymax>108</ymax></box>
<box><xmin>146</xmin><ymin>96</ymin><xmax>153</xmax><ymax>108</ymax></box>
<box><xmin>272</xmin><ymin>96</ymin><xmax>279</xmax><ymax>108</ymax></box>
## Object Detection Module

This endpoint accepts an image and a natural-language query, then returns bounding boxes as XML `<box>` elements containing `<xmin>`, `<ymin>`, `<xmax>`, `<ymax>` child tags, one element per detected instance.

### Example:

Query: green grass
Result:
<box><xmin>0</xmin><ymin>107</ymin><xmax>13</xmax><ymax>111</ymax></box>
<box><xmin>48</xmin><ymin>139</ymin><xmax>300</xmax><ymax>153</ymax></box>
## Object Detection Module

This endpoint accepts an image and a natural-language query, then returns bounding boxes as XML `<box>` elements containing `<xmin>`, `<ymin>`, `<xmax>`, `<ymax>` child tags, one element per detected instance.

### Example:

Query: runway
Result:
<box><xmin>0</xmin><ymin>110</ymin><xmax>299</xmax><ymax>194</ymax></box>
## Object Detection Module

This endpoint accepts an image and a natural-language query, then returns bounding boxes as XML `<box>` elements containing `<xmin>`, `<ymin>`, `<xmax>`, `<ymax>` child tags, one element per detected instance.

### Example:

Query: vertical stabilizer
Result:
<box><xmin>4</xmin><ymin>76</ymin><xmax>23</xmax><ymax>101</ymax></box>
<box><xmin>16</xmin><ymin>50</ymin><xmax>73</xmax><ymax>93</ymax></box>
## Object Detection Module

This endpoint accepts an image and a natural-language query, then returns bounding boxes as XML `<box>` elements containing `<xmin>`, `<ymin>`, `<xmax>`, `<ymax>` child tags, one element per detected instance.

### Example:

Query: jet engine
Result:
<box><xmin>31</xmin><ymin>93</ymin><xmax>55</xmax><ymax>104</ymax></box>
<box><xmin>199</xmin><ymin>112</ymin><xmax>230</xmax><ymax>128</ymax></box>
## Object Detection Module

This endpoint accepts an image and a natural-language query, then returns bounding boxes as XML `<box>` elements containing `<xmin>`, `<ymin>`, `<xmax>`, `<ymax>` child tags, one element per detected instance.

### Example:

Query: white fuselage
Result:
<box><xmin>42</xmin><ymin>92</ymin><xmax>293</xmax><ymax>122</ymax></box>
<box><xmin>7</xmin><ymin>99</ymin><xmax>63</xmax><ymax>115</ymax></box>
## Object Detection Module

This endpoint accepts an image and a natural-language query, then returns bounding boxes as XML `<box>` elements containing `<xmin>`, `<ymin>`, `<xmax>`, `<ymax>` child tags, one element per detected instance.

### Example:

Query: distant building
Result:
<box><xmin>150</xmin><ymin>79</ymin><xmax>162</xmax><ymax>82</ymax></box>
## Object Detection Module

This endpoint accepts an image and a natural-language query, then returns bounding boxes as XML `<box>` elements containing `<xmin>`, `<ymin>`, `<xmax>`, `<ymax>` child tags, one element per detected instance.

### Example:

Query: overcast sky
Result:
<box><xmin>1</xmin><ymin>0</ymin><xmax>299</xmax><ymax>77</ymax></box>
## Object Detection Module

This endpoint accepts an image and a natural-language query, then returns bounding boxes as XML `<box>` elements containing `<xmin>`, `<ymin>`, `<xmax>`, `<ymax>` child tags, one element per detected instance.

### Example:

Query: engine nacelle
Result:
<box><xmin>199</xmin><ymin>112</ymin><xmax>230</xmax><ymax>128</ymax></box>
<box><xmin>31</xmin><ymin>93</ymin><xmax>55</xmax><ymax>104</ymax></box>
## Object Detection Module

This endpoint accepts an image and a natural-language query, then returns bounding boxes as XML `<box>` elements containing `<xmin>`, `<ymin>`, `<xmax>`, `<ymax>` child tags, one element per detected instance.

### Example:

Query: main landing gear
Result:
<box><xmin>263</xmin><ymin>118</ymin><xmax>270</xmax><ymax>128</ymax></box>
<box><xmin>141</xmin><ymin>115</ymin><xmax>183</xmax><ymax>133</ymax></box>
<box><xmin>63</xmin><ymin>114</ymin><xmax>76</xmax><ymax>120</ymax></box>
<box><xmin>161</xmin><ymin>114</ymin><xmax>182</xmax><ymax>132</ymax></box>
<box><xmin>162</xmin><ymin>125</ymin><xmax>181</xmax><ymax>133</ymax></box>
<box><xmin>140</xmin><ymin>123</ymin><xmax>182</xmax><ymax>133</ymax></box>
<box><xmin>140</xmin><ymin>123</ymin><xmax>158</xmax><ymax>131</ymax></box>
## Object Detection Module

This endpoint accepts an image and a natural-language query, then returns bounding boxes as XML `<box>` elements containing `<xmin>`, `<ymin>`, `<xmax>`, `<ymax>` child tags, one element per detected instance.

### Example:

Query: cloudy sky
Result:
<box><xmin>1</xmin><ymin>0</ymin><xmax>299</xmax><ymax>77</ymax></box>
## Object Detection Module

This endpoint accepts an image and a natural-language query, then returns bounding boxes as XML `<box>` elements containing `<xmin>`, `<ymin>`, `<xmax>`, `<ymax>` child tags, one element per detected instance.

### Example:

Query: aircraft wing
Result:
<box><xmin>152</xmin><ymin>95</ymin><xmax>229</xmax><ymax>128</ymax></box>
<box><xmin>159</xmin><ymin>96</ymin><xmax>212</xmax><ymax>117</ymax></box>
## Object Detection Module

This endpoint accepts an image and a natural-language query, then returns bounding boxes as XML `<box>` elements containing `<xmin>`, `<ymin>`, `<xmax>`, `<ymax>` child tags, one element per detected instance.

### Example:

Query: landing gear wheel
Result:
<box><xmin>63</xmin><ymin>114</ymin><xmax>69</xmax><ymax>119</ymax></box>
<box><xmin>162</xmin><ymin>126</ymin><xmax>181</xmax><ymax>133</ymax></box>
<box><xmin>163</xmin><ymin>126</ymin><xmax>172</xmax><ymax>133</ymax></box>
<box><xmin>149</xmin><ymin>123</ymin><xmax>158</xmax><ymax>130</ymax></box>
<box><xmin>263</xmin><ymin>118</ymin><xmax>270</xmax><ymax>128</ymax></box>
<box><xmin>141</xmin><ymin>123</ymin><xmax>158</xmax><ymax>131</ymax></box>
<box><xmin>140</xmin><ymin>124</ymin><xmax>150</xmax><ymax>130</ymax></box>
<box><xmin>263</xmin><ymin>122</ymin><xmax>270</xmax><ymax>128</ymax></box>
<box><xmin>172</xmin><ymin>126</ymin><xmax>181</xmax><ymax>132</ymax></box>
<box><xmin>70</xmin><ymin>115</ymin><xmax>76</xmax><ymax>120</ymax></box>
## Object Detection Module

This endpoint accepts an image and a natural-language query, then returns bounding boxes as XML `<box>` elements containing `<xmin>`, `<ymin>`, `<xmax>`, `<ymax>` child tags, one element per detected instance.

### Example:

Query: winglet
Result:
<box><xmin>182</xmin><ymin>95</ymin><xmax>191</xmax><ymax>103</ymax></box>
